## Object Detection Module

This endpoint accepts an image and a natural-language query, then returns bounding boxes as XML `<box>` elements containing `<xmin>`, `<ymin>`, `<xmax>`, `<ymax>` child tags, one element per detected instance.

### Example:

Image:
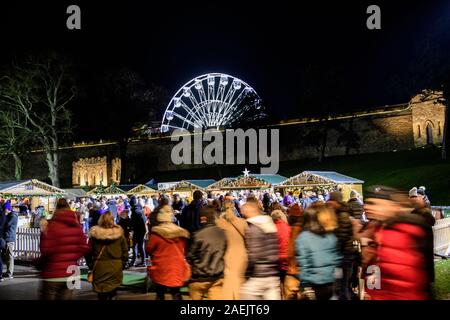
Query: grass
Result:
<box><xmin>150</xmin><ymin>146</ymin><xmax>450</xmax><ymax>205</ymax></box>
<box><xmin>434</xmin><ymin>259</ymin><xmax>450</xmax><ymax>300</ymax></box>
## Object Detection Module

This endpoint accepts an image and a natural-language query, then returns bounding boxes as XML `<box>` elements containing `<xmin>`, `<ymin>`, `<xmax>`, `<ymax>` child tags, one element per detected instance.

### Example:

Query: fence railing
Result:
<box><xmin>433</xmin><ymin>217</ymin><xmax>450</xmax><ymax>255</ymax></box>
<box><xmin>14</xmin><ymin>227</ymin><xmax>41</xmax><ymax>261</ymax></box>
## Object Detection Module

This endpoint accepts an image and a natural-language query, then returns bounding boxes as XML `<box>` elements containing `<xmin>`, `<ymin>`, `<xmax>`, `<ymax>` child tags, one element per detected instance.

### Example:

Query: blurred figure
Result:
<box><xmin>117</xmin><ymin>209</ymin><xmax>133</xmax><ymax>268</ymax></box>
<box><xmin>327</xmin><ymin>191</ymin><xmax>355</xmax><ymax>300</ymax></box>
<box><xmin>172</xmin><ymin>194</ymin><xmax>185</xmax><ymax>225</ymax></box>
<box><xmin>2</xmin><ymin>201</ymin><xmax>17</xmax><ymax>279</ymax></box>
<box><xmin>88</xmin><ymin>203</ymin><xmax>101</xmax><ymax>229</ymax></box>
<box><xmin>181</xmin><ymin>190</ymin><xmax>206</xmax><ymax>234</ymax></box>
<box><xmin>409</xmin><ymin>187</ymin><xmax>435</xmax><ymax>296</ymax></box>
<box><xmin>88</xmin><ymin>212</ymin><xmax>128</xmax><ymax>300</ymax></box>
<box><xmin>284</xmin><ymin>203</ymin><xmax>304</xmax><ymax>300</ymax></box>
<box><xmin>130</xmin><ymin>196</ymin><xmax>147</xmax><ymax>267</ymax></box>
<box><xmin>216</xmin><ymin>200</ymin><xmax>248</xmax><ymax>300</ymax></box>
<box><xmin>107</xmin><ymin>198</ymin><xmax>118</xmax><ymax>223</ymax></box>
<box><xmin>187</xmin><ymin>205</ymin><xmax>227</xmax><ymax>300</ymax></box>
<box><xmin>146</xmin><ymin>205</ymin><xmax>189</xmax><ymax>300</ymax></box>
<box><xmin>417</xmin><ymin>186</ymin><xmax>431</xmax><ymax>207</ymax></box>
<box><xmin>262</xmin><ymin>193</ymin><xmax>272</xmax><ymax>214</ymax></box>
<box><xmin>0</xmin><ymin>202</ymin><xmax>7</xmax><ymax>282</ymax></box>
<box><xmin>283</xmin><ymin>192</ymin><xmax>294</xmax><ymax>207</ymax></box>
<box><xmin>240</xmin><ymin>202</ymin><xmax>281</xmax><ymax>300</ymax></box>
<box><xmin>271</xmin><ymin>210</ymin><xmax>291</xmax><ymax>298</ymax></box>
<box><xmin>268</xmin><ymin>201</ymin><xmax>285</xmax><ymax>215</ymax></box>
<box><xmin>39</xmin><ymin>198</ymin><xmax>90</xmax><ymax>300</ymax></box>
<box><xmin>296</xmin><ymin>203</ymin><xmax>340</xmax><ymax>300</ymax></box>
<box><xmin>364</xmin><ymin>186</ymin><xmax>433</xmax><ymax>300</ymax></box>
<box><xmin>347</xmin><ymin>190</ymin><xmax>364</xmax><ymax>220</ymax></box>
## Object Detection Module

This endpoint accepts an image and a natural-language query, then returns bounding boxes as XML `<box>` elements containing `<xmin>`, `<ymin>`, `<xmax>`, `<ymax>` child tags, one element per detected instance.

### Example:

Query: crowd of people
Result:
<box><xmin>0</xmin><ymin>184</ymin><xmax>437</xmax><ymax>300</ymax></box>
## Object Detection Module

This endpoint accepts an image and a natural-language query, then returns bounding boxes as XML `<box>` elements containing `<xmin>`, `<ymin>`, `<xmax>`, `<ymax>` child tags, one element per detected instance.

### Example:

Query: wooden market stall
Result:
<box><xmin>161</xmin><ymin>179</ymin><xmax>216</xmax><ymax>198</ymax></box>
<box><xmin>277</xmin><ymin>171</ymin><xmax>364</xmax><ymax>201</ymax></box>
<box><xmin>0</xmin><ymin>179</ymin><xmax>66</xmax><ymax>226</ymax></box>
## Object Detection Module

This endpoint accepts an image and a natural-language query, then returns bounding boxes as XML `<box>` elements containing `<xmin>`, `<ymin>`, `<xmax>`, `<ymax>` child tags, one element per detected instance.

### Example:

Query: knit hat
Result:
<box><xmin>409</xmin><ymin>187</ymin><xmax>418</xmax><ymax>198</ymax></box>
<box><xmin>157</xmin><ymin>205</ymin><xmax>174</xmax><ymax>223</ymax></box>
<box><xmin>350</xmin><ymin>190</ymin><xmax>359</xmax><ymax>199</ymax></box>
<box><xmin>365</xmin><ymin>185</ymin><xmax>407</xmax><ymax>202</ymax></box>
<box><xmin>287</xmin><ymin>203</ymin><xmax>303</xmax><ymax>217</ymax></box>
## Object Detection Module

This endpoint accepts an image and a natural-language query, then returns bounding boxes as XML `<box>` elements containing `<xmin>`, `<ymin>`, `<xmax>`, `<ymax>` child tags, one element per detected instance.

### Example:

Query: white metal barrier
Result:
<box><xmin>433</xmin><ymin>217</ymin><xmax>450</xmax><ymax>255</ymax></box>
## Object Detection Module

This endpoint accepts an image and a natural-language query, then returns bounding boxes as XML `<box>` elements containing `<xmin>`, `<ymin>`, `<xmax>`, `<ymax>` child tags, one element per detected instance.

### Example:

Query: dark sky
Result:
<box><xmin>1</xmin><ymin>1</ymin><xmax>450</xmax><ymax>140</ymax></box>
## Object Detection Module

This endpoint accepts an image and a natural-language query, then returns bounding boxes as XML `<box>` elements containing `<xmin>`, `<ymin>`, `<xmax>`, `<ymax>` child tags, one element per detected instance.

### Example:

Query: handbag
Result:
<box><xmin>88</xmin><ymin>245</ymin><xmax>106</xmax><ymax>283</ymax></box>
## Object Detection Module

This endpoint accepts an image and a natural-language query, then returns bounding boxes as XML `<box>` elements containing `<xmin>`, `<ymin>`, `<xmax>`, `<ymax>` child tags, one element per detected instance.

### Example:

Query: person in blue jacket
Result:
<box><xmin>296</xmin><ymin>202</ymin><xmax>341</xmax><ymax>300</ymax></box>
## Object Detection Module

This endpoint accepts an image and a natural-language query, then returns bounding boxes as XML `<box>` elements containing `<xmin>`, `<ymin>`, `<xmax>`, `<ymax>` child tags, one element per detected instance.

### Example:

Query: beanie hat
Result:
<box><xmin>157</xmin><ymin>205</ymin><xmax>174</xmax><ymax>223</ymax></box>
<box><xmin>350</xmin><ymin>190</ymin><xmax>359</xmax><ymax>199</ymax></box>
<box><xmin>409</xmin><ymin>187</ymin><xmax>418</xmax><ymax>198</ymax></box>
<box><xmin>287</xmin><ymin>203</ymin><xmax>303</xmax><ymax>217</ymax></box>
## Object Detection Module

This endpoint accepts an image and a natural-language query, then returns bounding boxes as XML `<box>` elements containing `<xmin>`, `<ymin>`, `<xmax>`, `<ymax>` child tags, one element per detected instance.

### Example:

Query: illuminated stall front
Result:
<box><xmin>278</xmin><ymin>171</ymin><xmax>364</xmax><ymax>201</ymax></box>
<box><xmin>0</xmin><ymin>179</ymin><xmax>66</xmax><ymax>226</ymax></box>
<box><xmin>207</xmin><ymin>174</ymin><xmax>287</xmax><ymax>196</ymax></box>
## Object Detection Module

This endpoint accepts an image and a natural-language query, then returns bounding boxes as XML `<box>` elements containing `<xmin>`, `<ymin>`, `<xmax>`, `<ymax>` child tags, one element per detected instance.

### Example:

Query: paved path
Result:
<box><xmin>0</xmin><ymin>264</ymin><xmax>189</xmax><ymax>300</ymax></box>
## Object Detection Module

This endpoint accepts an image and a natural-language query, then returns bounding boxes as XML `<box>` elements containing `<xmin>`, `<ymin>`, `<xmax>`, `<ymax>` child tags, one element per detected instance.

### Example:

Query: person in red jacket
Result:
<box><xmin>271</xmin><ymin>209</ymin><xmax>291</xmax><ymax>298</ymax></box>
<box><xmin>39</xmin><ymin>198</ymin><xmax>90</xmax><ymax>300</ymax></box>
<box><xmin>146</xmin><ymin>205</ymin><xmax>189</xmax><ymax>300</ymax></box>
<box><xmin>364</xmin><ymin>186</ymin><xmax>432</xmax><ymax>300</ymax></box>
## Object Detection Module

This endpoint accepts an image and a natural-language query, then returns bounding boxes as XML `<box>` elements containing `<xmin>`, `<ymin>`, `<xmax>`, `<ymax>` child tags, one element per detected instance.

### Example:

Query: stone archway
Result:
<box><xmin>426</xmin><ymin>121</ymin><xmax>434</xmax><ymax>145</ymax></box>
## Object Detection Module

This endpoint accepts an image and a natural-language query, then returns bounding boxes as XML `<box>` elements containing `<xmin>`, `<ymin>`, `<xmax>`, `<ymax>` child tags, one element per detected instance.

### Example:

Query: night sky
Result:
<box><xmin>1</xmin><ymin>0</ymin><xmax>450</xmax><ymax>140</ymax></box>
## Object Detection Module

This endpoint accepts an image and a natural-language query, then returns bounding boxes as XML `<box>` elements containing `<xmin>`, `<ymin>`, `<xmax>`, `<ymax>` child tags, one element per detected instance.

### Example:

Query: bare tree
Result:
<box><xmin>0</xmin><ymin>105</ymin><xmax>33</xmax><ymax>180</ymax></box>
<box><xmin>0</xmin><ymin>54</ymin><xmax>75</xmax><ymax>186</ymax></box>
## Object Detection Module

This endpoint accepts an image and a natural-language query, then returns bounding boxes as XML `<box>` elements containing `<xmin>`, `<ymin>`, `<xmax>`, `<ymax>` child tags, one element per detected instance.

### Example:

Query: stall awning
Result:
<box><xmin>208</xmin><ymin>174</ymin><xmax>287</xmax><ymax>190</ymax></box>
<box><xmin>279</xmin><ymin>171</ymin><xmax>364</xmax><ymax>187</ymax></box>
<box><xmin>128</xmin><ymin>184</ymin><xmax>157</xmax><ymax>194</ymax></box>
<box><xmin>0</xmin><ymin>179</ymin><xmax>66</xmax><ymax>196</ymax></box>
<box><xmin>164</xmin><ymin>179</ymin><xmax>216</xmax><ymax>191</ymax></box>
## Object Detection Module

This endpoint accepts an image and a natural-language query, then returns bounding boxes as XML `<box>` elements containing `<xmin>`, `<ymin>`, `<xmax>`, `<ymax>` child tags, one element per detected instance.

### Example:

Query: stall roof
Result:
<box><xmin>0</xmin><ymin>179</ymin><xmax>66</xmax><ymax>196</ymax></box>
<box><xmin>117</xmin><ymin>184</ymin><xmax>138</xmax><ymax>192</ymax></box>
<box><xmin>303</xmin><ymin>171</ymin><xmax>364</xmax><ymax>184</ymax></box>
<box><xmin>64</xmin><ymin>188</ymin><xmax>87</xmax><ymax>198</ymax></box>
<box><xmin>184</xmin><ymin>179</ymin><xmax>217</xmax><ymax>189</ymax></box>
<box><xmin>280</xmin><ymin>171</ymin><xmax>364</xmax><ymax>186</ymax></box>
<box><xmin>128</xmin><ymin>184</ymin><xmax>157</xmax><ymax>194</ymax></box>
<box><xmin>249</xmin><ymin>174</ymin><xmax>287</xmax><ymax>186</ymax></box>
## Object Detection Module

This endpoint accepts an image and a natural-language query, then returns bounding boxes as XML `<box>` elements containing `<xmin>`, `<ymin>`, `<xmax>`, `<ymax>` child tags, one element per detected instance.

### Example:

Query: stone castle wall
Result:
<box><xmin>8</xmin><ymin>92</ymin><xmax>446</xmax><ymax>187</ymax></box>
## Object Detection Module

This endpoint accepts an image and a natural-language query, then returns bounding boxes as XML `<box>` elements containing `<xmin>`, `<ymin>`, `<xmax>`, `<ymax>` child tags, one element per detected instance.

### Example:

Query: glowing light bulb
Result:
<box><xmin>220</xmin><ymin>76</ymin><xmax>228</xmax><ymax>86</ymax></box>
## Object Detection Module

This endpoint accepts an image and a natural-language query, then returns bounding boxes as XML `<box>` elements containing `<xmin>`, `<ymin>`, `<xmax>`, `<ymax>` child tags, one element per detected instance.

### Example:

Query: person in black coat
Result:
<box><xmin>240</xmin><ymin>201</ymin><xmax>281</xmax><ymax>300</ymax></box>
<box><xmin>180</xmin><ymin>190</ymin><xmax>206</xmax><ymax>234</ymax></box>
<box><xmin>2</xmin><ymin>201</ymin><xmax>18</xmax><ymax>279</ymax></box>
<box><xmin>0</xmin><ymin>204</ymin><xmax>6</xmax><ymax>282</ymax></box>
<box><xmin>130</xmin><ymin>196</ymin><xmax>147</xmax><ymax>267</ymax></box>
<box><xmin>187</xmin><ymin>205</ymin><xmax>227</xmax><ymax>300</ymax></box>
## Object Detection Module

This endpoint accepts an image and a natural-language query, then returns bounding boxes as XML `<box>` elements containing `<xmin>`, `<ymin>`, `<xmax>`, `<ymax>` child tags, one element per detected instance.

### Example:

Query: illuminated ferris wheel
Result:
<box><xmin>160</xmin><ymin>73</ymin><xmax>261</xmax><ymax>133</ymax></box>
